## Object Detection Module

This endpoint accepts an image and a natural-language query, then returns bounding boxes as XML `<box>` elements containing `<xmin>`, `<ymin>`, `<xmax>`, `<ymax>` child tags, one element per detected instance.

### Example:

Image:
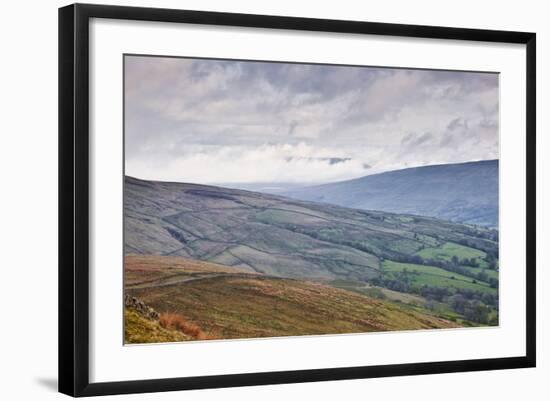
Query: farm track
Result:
<box><xmin>126</xmin><ymin>272</ymin><xmax>260</xmax><ymax>290</ymax></box>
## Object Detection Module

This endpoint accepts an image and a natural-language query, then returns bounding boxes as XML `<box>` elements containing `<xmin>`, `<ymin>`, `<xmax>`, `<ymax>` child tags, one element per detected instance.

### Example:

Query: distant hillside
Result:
<box><xmin>125</xmin><ymin>177</ymin><xmax>500</xmax><ymax>333</ymax></box>
<box><xmin>126</xmin><ymin>255</ymin><xmax>459</xmax><ymax>341</ymax></box>
<box><xmin>125</xmin><ymin>175</ymin><xmax>497</xmax><ymax>283</ymax></box>
<box><xmin>282</xmin><ymin>160</ymin><xmax>499</xmax><ymax>227</ymax></box>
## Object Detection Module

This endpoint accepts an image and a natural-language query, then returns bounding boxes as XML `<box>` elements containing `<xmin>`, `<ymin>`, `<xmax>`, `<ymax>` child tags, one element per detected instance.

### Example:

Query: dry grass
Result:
<box><xmin>124</xmin><ymin>308</ymin><xmax>191</xmax><ymax>344</ymax></box>
<box><xmin>159</xmin><ymin>312</ymin><xmax>210</xmax><ymax>340</ymax></box>
<box><xmin>125</xmin><ymin>254</ymin><xmax>255</xmax><ymax>287</ymax></box>
<box><xmin>126</xmin><ymin>255</ymin><xmax>461</xmax><ymax>343</ymax></box>
<box><xmin>125</xmin><ymin>254</ymin><xmax>251</xmax><ymax>275</ymax></box>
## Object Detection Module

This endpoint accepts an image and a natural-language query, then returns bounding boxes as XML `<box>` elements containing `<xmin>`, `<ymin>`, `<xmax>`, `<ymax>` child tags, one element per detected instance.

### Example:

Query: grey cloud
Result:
<box><xmin>479</xmin><ymin>118</ymin><xmax>498</xmax><ymax>129</ymax></box>
<box><xmin>400</xmin><ymin>132</ymin><xmax>415</xmax><ymax>145</ymax></box>
<box><xmin>447</xmin><ymin>118</ymin><xmax>468</xmax><ymax>131</ymax></box>
<box><xmin>402</xmin><ymin>132</ymin><xmax>434</xmax><ymax>148</ymax></box>
<box><xmin>327</xmin><ymin>157</ymin><xmax>351</xmax><ymax>165</ymax></box>
<box><xmin>124</xmin><ymin>55</ymin><xmax>499</xmax><ymax>184</ymax></box>
<box><xmin>284</xmin><ymin>157</ymin><xmax>352</xmax><ymax>165</ymax></box>
<box><xmin>288</xmin><ymin>120</ymin><xmax>299</xmax><ymax>136</ymax></box>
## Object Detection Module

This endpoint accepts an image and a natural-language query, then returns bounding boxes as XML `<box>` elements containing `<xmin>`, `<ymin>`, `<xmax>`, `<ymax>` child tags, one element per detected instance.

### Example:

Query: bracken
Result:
<box><xmin>159</xmin><ymin>312</ymin><xmax>208</xmax><ymax>340</ymax></box>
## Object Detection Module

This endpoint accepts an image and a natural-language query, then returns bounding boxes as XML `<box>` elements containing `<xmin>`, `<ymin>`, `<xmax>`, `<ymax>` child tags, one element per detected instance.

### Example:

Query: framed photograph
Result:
<box><xmin>59</xmin><ymin>3</ymin><xmax>536</xmax><ymax>397</ymax></box>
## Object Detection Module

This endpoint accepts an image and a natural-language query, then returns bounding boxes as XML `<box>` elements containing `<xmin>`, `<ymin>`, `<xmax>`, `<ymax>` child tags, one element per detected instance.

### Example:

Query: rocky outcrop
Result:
<box><xmin>124</xmin><ymin>294</ymin><xmax>160</xmax><ymax>321</ymax></box>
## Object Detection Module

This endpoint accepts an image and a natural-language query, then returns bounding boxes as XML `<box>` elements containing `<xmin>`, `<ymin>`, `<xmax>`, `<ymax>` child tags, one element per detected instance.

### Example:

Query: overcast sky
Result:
<box><xmin>125</xmin><ymin>55</ymin><xmax>499</xmax><ymax>185</ymax></box>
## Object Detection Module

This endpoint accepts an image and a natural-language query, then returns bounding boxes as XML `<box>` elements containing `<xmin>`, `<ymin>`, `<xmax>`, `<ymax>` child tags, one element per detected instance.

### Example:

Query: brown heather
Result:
<box><xmin>159</xmin><ymin>313</ymin><xmax>209</xmax><ymax>340</ymax></box>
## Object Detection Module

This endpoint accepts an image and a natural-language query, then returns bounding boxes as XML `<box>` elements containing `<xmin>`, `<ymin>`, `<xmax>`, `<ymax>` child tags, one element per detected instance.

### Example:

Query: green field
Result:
<box><xmin>330</xmin><ymin>279</ymin><xmax>427</xmax><ymax>305</ymax></box>
<box><xmin>329</xmin><ymin>279</ymin><xmax>475</xmax><ymax>326</ymax></box>
<box><xmin>416</xmin><ymin>241</ymin><xmax>486</xmax><ymax>261</ymax></box>
<box><xmin>382</xmin><ymin>260</ymin><xmax>495</xmax><ymax>294</ymax></box>
<box><xmin>458</xmin><ymin>264</ymin><xmax>499</xmax><ymax>280</ymax></box>
<box><xmin>415</xmin><ymin>241</ymin><xmax>498</xmax><ymax>275</ymax></box>
<box><xmin>125</xmin><ymin>177</ymin><xmax>499</xmax><ymax>330</ymax></box>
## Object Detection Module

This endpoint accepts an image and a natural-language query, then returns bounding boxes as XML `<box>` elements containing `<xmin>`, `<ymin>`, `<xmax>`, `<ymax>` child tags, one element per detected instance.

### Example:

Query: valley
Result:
<box><xmin>124</xmin><ymin>174</ymin><xmax>499</xmax><ymax>342</ymax></box>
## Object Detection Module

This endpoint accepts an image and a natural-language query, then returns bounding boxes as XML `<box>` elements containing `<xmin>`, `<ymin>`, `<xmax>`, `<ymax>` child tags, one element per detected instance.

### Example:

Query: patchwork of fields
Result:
<box><xmin>382</xmin><ymin>260</ymin><xmax>496</xmax><ymax>293</ymax></box>
<box><xmin>124</xmin><ymin>176</ymin><xmax>499</xmax><ymax>343</ymax></box>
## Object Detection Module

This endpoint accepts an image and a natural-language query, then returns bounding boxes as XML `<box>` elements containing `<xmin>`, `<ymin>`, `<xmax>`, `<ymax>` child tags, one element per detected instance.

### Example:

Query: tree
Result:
<box><xmin>449</xmin><ymin>294</ymin><xmax>467</xmax><ymax>314</ymax></box>
<box><xmin>476</xmin><ymin>270</ymin><xmax>489</xmax><ymax>283</ymax></box>
<box><xmin>425</xmin><ymin>300</ymin><xmax>437</xmax><ymax>311</ymax></box>
<box><xmin>451</xmin><ymin>255</ymin><xmax>459</xmax><ymax>266</ymax></box>
<box><xmin>464</xmin><ymin>301</ymin><xmax>489</xmax><ymax>324</ymax></box>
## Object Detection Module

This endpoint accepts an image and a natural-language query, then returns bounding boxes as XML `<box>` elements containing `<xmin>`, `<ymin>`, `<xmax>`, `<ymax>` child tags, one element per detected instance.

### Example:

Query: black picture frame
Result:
<box><xmin>59</xmin><ymin>3</ymin><xmax>536</xmax><ymax>397</ymax></box>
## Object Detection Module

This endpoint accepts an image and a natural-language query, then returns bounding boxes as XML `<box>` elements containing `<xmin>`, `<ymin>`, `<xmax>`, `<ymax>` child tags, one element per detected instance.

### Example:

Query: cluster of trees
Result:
<box><xmin>461</xmin><ymin>227</ymin><xmax>499</xmax><ymax>243</ymax></box>
<box><xmin>450</xmin><ymin>297</ymin><xmax>493</xmax><ymax>324</ymax></box>
<box><xmin>457</xmin><ymin>288</ymin><xmax>498</xmax><ymax>308</ymax></box>
<box><xmin>449</xmin><ymin>256</ymin><xmax>496</xmax><ymax>287</ymax></box>
<box><xmin>419</xmin><ymin>286</ymin><xmax>497</xmax><ymax>307</ymax></box>
<box><xmin>419</xmin><ymin>286</ymin><xmax>498</xmax><ymax>325</ymax></box>
<box><xmin>380</xmin><ymin>272</ymin><xmax>498</xmax><ymax>308</ymax></box>
<box><xmin>417</xmin><ymin>285</ymin><xmax>452</xmax><ymax>302</ymax></box>
<box><xmin>369</xmin><ymin>276</ymin><xmax>411</xmax><ymax>293</ymax></box>
<box><xmin>386</xmin><ymin>250</ymin><xmax>498</xmax><ymax>287</ymax></box>
<box><xmin>448</xmin><ymin>291</ymin><xmax>498</xmax><ymax>324</ymax></box>
<box><xmin>282</xmin><ymin>223</ymin><xmax>499</xmax><ymax>278</ymax></box>
<box><xmin>485</xmin><ymin>252</ymin><xmax>498</xmax><ymax>270</ymax></box>
<box><xmin>456</xmin><ymin>256</ymin><xmax>479</xmax><ymax>267</ymax></box>
<box><xmin>368</xmin><ymin>273</ymin><xmax>499</xmax><ymax>325</ymax></box>
<box><xmin>391</xmin><ymin>254</ymin><xmax>424</xmax><ymax>265</ymax></box>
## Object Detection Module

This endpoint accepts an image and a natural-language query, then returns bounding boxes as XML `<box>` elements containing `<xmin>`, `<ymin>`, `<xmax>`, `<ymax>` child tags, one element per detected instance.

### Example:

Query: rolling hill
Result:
<box><xmin>124</xmin><ymin>176</ymin><xmax>500</xmax><ymax>341</ymax></box>
<box><xmin>281</xmin><ymin>160</ymin><xmax>499</xmax><ymax>227</ymax></box>
<box><xmin>125</xmin><ymin>255</ymin><xmax>459</xmax><ymax>341</ymax></box>
<box><xmin>125</xmin><ymin>175</ymin><xmax>498</xmax><ymax>284</ymax></box>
